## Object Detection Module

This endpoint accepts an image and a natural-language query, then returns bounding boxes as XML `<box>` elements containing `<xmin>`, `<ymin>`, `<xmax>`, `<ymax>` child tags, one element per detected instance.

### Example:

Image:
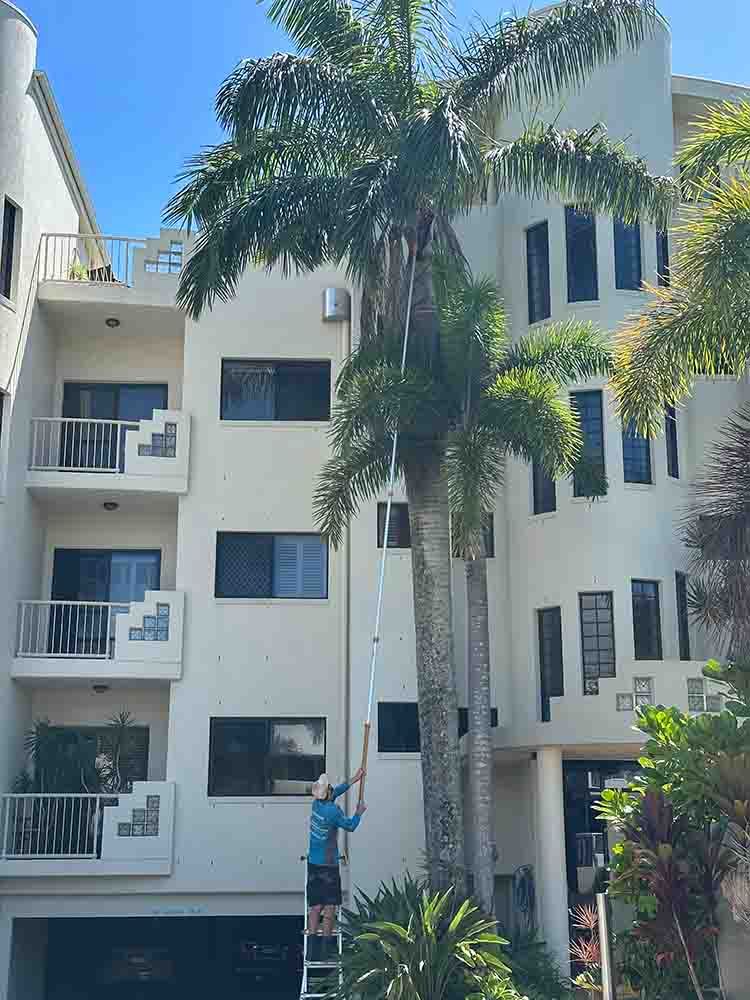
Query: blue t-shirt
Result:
<box><xmin>308</xmin><ymin>782</ymin><xmax>361</xmax><ymax>866</ymax></box>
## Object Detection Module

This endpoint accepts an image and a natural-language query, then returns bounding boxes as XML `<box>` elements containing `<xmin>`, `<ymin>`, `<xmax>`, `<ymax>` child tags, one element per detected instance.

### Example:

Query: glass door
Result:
<box><xmin>61</xmin><ymin>383</ymin><xmax>168</xmax><ymax>470</ymax></box>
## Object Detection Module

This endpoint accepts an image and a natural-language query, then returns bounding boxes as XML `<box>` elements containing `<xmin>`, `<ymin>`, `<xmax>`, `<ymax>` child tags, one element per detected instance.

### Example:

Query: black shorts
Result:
<box><xmin>307</xmin><ymin>863</ymin><xmax>342</xmax><ymax>907</ymax></box>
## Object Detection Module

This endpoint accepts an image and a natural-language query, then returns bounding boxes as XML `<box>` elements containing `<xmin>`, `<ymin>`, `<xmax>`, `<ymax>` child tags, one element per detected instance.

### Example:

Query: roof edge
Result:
<box><xmin>0</xmin><ymin>0</ymin><xmax>37</xmax><ymax>36</ymax></box>
<box><xmin>30</xmin><ymin>71</ymin><xmax>100</xmax><ymax>235</ymax></box>
<box><xmin>672</xmin><ymin>73</ymin><xmax>750</xmax><ymax>101</ymax></box>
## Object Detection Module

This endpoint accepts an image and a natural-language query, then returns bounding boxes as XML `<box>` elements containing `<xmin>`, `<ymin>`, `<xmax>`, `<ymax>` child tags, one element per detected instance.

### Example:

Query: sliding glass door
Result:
<box><xmin>49</xmin><ymin>549</ymin><xmax>161</xmax><ymax>655</ymax></box>
<box><xmin>60</xmin><ymin>383</ymin><xmax>167</xmax><ymax>471</ymax></box>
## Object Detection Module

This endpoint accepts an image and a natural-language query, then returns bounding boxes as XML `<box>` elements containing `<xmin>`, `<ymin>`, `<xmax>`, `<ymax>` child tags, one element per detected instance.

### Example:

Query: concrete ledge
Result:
<box><xmin>0</xmin><ymin>858</ymin><xmax>171</xmax><ymax>877</ymax></box>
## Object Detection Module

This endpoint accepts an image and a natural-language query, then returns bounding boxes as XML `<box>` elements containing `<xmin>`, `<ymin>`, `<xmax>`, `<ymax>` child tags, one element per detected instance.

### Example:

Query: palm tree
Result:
<box><xmin>166</xmin><ymin>0</ymin><xmax>675</xmax><ymax>890</ymax></box>
<box><xmin>613</xmin><ymin>99</ymin><xmax>750</xmax><ymax>432</ymax></box>
<box><xmin>436</xmin><ymin>272</ymin><xmax>613</xmax><ymax>910</ymax></box>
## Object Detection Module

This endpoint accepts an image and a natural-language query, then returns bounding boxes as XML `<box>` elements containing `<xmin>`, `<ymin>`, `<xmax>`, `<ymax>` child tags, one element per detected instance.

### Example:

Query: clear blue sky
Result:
<box><xmin>19</xmin><ymin>0</ymin><xmax>747</xmax><ymax>235</ymax></box>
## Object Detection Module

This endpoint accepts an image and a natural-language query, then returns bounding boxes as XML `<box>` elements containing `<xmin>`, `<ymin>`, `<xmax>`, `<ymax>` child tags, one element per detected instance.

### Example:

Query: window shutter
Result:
<box><xmin>273</xmin><ymin>535</ymin><xmax>327</xmax><ymax>598</ymax></box>
<box><xmin>300</xmin><ymin>536</ymin><xmax>328</xmax><ymax>598</ymax></box>
<box><xmin>215</xmin><ymin>533</ymin><xmax>273</xmax><ymax>598</ymax></box>
<box><xmin>273</xmin><ymin>536</ymin><xmax>303</xmax><ymax>597</ymax></box>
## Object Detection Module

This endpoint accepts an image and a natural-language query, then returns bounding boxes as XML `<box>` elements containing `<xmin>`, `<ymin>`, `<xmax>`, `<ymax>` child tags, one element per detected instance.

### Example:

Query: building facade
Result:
<box><xmin>0</xmin><ymin>1</ymin><xmax>747</xmax><ymax>994</ymax></box>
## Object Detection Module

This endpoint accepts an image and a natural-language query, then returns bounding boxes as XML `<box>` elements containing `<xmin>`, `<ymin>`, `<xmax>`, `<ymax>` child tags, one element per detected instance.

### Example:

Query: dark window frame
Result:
<box><xmin>526</xmin><ymin>221</ymin><xmax>551</xmax><ymax>325</ymax></box>
<box><xmin>214</xmin><ymin>531</ymin><xmax>329</xmax><ymax>600</ymax></box>
<box><xmin>665</xmin><ymin>405</ymin><xmax>679</xmax><ymax>479</ymax></box>
<box><xmin>52</xmin><ymin>724</ymin><xmax>150</xmax><ymax>791</ymax></box>
<box><xmin>377</xmin><ymin>503</ymin><xmax>411</xmax><ymax>548</ymax></box>
<box><xmin>538</xmin><ymin>606</ymin><xmax>564</xmax><ymax>722</ymax></box>
<box><xmin>622</xmin><ymin>420</ymin><xmax>652</xmax><ymax>484</ymax></box>
<box><xmin>632</xmin><ymin>579</ymin><xmax>663</xmax><ymax>661</ymax></box>
<box><xmin>208</xmin><ymin>717</ymin><xmax>327</xmax><ymax>797</ymax></box>
<box><xmin>579</xmin><ymin>591</ymin><xmax>616</xmax><ymax>694</ymax></box>
<box><xmin>613</xmin><ymin>218</ymin><xmax>642</xmax><ymax>291</ymax></box>
<box><xmin>1</xmin><ymin>197</ymin><xmax>19</xmax><ymax>302</ymax></box>
<box><xmin>220</xmin><ymin>359</ymin><xmax>331</xmax><ymax>422</ymax></box>
<box><xmin>532</xmin><ymin>460</ymin><xmax>557</xmax><ymax>514</ymax></box>
<box><xmin>571</xmin><ymin>390</ymin><xmax>606</xmax><ymax>497</ymax></box>
<box><xmin>565</xmin><ymin>207</ymin><xmax>598</xmax><ymax>303</ymax></box>
<box><xmin>656</xmin><ymin>231</ymin><xmax>670</xmax><ymax>287</ymax></box>
<box><xmin>378</xmin><ymin>702</ymin><xmax>498</xmax><ymax>753</ymax></box>
<box><xmin>676</xmin><ymin>571</ymin><xmax>691</xmax><ymax>661</ymax></box>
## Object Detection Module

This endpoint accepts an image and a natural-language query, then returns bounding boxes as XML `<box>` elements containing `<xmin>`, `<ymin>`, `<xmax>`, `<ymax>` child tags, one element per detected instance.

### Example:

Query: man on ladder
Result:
<box><xmin>306</xmin><ymin>768</ymin><xmax>366</xmax><ymax>963</ymax></box>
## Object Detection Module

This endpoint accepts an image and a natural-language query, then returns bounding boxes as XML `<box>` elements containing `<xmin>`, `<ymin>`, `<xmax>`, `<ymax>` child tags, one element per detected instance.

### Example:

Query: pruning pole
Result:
<box><xmin>358</xmin><ymin>243</ymin><xmax>418</xmax><ymax>807</ymax></box>
<box><xmin>596</xmin><ymin>892</ymin><xmax>615</xmax><ymax>1000</ymax></box>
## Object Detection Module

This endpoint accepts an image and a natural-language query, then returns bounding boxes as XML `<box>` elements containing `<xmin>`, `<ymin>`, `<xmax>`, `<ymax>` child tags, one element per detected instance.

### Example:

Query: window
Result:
<box><xmin>378</xmin><ymin>703</ymin><xmax>498</xmax><ymax>752</ymax></box>
<box><xmin>215</xmin><ymin>532</ymin><xmax>328</xmax><ymax>599</ymax></box>
<box><xmin>1</xmin><ymin>198</ymin><xmax>18</xmax><ymax>301</ymax></box>
<box><xmin>676</xmin><ymin>571</ymin><xmax>691</xmax><ymax>661</ymax></box>
<box><xmin>687</xmin><ymin>678</ymin><xmax>722</xmax><ymax>714</ymax></box>
<box><xmin>579</xmin><ymin>592</ymin><xmax>615</xmax><ymax>694</ymax></box>
<box><xmin>532</xmin><ymin>460</ymin><xmax>557</xmax><ymax>514</ymax></box>
<box><xmin>656</xmin><ymin>231</ymin><xmax>670</xmax><ymax>287</ymax></box>
<box><xmin>526</xmin><ymin>222</ymin><xmax>551</xmax><ymax>324</ymax></box>
<box><xmin>378</xmin><ymin>702</ymin><xmax>420</xmax><ymax>752</ymax></box>
<box><xmin>221</xmin><ymin>360</ymin><xmax>331</xmax><ymax>422</ymax></box>
<box><xmin>538</xmin><ymin>607</ymin><xmax>564</xmax><ymax>722</ymax></box>
<box><xmin>571</xmin><ymin>391</ymin><xmax>606</xmax><ymax>497</ymax></box>
<box><xmin>145</xmin><ymin>241</ymin><xmax>183</xmax><ymax>274</ymax></box>
<box><xmin>665</xmin><ymin>405</ymin><xmax>679</xmax><ymax>478</ymax></box>
<box><xmin>208</xmin><ymin>718</ymin><xmax>325</xmax><ymax>796</ymax></box>
<box><xmin>613</xmin><ymin>218</ymin><xmax>642</xmax><ymax>290</ymax></box>
<box><xmin>565</xmin><ymin>207</ymin><xmax>598</xmax><ymax>302</ymax></box>
<box><xmin>622</xmin><ymin>420</ymin><xmax>652</xmax><ymax>484</ymax></box>
<box><xmin>632</xmin><ymin>580</ymin><xmax>663</xmax><ymax>660</ymax></box>
<box><xmin>377</xmin><ymin>503</ymin><xmax>411</xmax><ymax>548</ymax></box>
<box><xmin>457</xmin><ymin>707</ymin><xmax>499</xmax><ymax>739</ymax></box>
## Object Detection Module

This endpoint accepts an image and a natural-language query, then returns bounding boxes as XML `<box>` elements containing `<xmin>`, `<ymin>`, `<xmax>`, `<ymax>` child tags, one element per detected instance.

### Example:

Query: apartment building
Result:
<box><xmin>0</xmin><ymin>0</ymin><xmax>748</xmax><ymax>995</ymax></box>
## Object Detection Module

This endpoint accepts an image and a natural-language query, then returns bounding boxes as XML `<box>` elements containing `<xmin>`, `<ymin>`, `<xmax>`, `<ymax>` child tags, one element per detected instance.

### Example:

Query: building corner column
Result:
<box><xmin>533</xmin><ymin>747</ymin><xmax>569</xmax><ymax>976</ymax></box>
<box><xmin>0</xmin><ymin>913</ymin><xmax>13</xmax><ymax>1000</ymax></box>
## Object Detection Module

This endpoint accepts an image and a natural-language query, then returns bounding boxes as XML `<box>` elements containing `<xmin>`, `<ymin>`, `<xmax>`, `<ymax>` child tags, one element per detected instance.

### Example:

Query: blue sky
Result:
<box><xmin>19</xmin><ymin>0</ymin><xmax>747</xmax><ymax>235</ymax></box>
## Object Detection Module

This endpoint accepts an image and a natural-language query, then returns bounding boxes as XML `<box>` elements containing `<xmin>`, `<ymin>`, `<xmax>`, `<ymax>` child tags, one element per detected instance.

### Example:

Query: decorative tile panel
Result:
<box><xmin>116</xmin><ymin>795</ymin><xmax>160</xmax><ymax>837</ymax></box>
<box><xmin>129</xmin><ymin>604</ymin><xmax>169</xmax><ymax>642</ymax></box>
<box><xmin>616</xmin><ymin>693</ymin><xmax>634</xmax><ymax>712</ymax></box>
<box><xmin>616</xmin><ymin>676</ymin><xmax>654</xmax><ymax>711</ymax></box>
<box><xmin>138</xmin><ymin>422</ymin><xmax>178</xmax><ymax>458</ymax></box>
<box><xmin>688</xmin><ymin>677</ymin><xmax>723</xmax><ymax>713</ymax></box>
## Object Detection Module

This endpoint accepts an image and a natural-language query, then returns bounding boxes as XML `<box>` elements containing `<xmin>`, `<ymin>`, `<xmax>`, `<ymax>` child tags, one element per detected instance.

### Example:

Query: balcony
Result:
<box><xmin>37</xmin><ymin>233</ymin><xmax>186</xmax><ymax>320</ymax></box>
<box><xmin>0</xmin><ymin>783</ymin><xmax>175</xmax><ymax>877</ymax></box>
<box><xmin>26</xmin><ymin>411</ymin><xmax>190</xmax><ymax>499</ymax></box>
<box><xmin>12</xmin><ymin>591</ymin><xmax>184</xmax><ymax>683</ymax></box>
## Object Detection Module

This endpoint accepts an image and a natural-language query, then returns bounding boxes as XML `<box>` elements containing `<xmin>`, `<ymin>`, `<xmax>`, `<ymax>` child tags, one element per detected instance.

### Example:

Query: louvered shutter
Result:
<box><xmin>273</xmin><ymin>536</ymin><xmax>302</xmax><ymax>596</ymax></box>
<box><xmin>299</xmin><ymin>536</ymin><xmax>327</xmax><ymax>597</ymax></box>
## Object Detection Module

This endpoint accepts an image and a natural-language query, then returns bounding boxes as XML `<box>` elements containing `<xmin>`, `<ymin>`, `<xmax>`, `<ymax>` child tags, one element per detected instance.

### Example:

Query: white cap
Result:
<box><xmin>311</xmin><ymin>774</ymin><xmax>330</xmax><ymax>800</ymax></box>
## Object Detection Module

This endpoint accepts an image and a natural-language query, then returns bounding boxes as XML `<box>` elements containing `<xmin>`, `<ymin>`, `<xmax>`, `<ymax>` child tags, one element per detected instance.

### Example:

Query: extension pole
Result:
<box><xmin>358</xmin><ymin>245</ymin><xmax>418</xmax><ymax>806</ymax></box>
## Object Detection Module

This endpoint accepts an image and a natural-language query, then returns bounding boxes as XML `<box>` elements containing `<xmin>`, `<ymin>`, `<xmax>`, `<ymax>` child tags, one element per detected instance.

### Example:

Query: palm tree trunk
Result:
<box><xmin>405</xmin><ymin>454</ymin><xmax>466</xmax><ymax>895</ymax></box>
<box><xmin>466</xmin><ymin>553</ymin><xmax>495</xmax><ymax>913</ymax></box>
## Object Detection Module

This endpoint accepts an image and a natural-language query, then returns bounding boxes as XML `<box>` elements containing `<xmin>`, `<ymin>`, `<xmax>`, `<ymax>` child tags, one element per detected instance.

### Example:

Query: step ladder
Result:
<box><xmin>300</xmin><ymin>856</ymin><xmax>344</xmax><ymax>1000</ymax></box>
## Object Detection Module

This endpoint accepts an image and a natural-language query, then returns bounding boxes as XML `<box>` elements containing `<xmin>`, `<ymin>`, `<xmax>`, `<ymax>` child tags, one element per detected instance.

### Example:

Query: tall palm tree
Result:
<box><xmin>166</xmin><ymin>0</ymin><xmax>675</xmax><ymax>890</ymax></box>
<box><xmin>613</xmin><ymin>100</ymin><xmax>750</xmax><ymax>432</ymax></box>
<box><xmin>437</xmin><ymin>272</ymin><xmax>612</xmax><ymax>910</ymax></box>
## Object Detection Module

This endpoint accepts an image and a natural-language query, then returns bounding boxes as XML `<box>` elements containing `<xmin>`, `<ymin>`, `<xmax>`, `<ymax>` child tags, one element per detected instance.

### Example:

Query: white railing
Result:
<box><xmin>576</xmin><ymin>831</ymin><xmax>608</xmax><ymax>869</ymax></box>
<box><xmin>16</xmin><ymin>601</ymin><xmax>130</xmax><ymax>658</ymax></box>
<box><xmin>41</xmin><ymin>233</ymin><xmax>147</xmax><ymax>287</ymax></box>
<box><xmin>29</xmin><ymin>417</ymin><xmax>137</xmax><ymax>472</ymax></box>
<box><xmin>0</xmin><ymin>794</ymin><xmax>114</xmax><ymax>859</ymax></box>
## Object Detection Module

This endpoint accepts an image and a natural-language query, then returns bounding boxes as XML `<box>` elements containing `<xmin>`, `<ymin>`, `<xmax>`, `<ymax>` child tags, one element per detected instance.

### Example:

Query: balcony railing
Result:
<box><xmin>16</xmin><ymin>601</ymin><xmax>129</xmax><ymax>658</ymax></box>
<box><xmin>41</xmin><ymin>234</ymin><xmax>147</xmax><ymax>287</ymax></box>
<box><xmin>0</xmin><ymin>794</ymin><xmax>113</xmax><ymax>860</ymax></box>
<box><xmin>29</xmin><ymin>417</ymin><xmax>138</xmax><ymax>473</ymax></box>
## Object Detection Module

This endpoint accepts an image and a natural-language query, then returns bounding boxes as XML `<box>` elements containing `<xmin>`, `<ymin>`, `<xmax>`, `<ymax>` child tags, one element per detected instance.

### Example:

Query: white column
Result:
<box><xmin>533</xmin><ymin>747</ymin><xmax>569</xmax><ymax>975</ymax></box>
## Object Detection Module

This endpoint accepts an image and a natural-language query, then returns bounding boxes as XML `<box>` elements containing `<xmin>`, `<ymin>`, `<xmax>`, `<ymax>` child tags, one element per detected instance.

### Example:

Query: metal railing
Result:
<box><xmin>576</xmin><ymin>831</ymin><xmax>608</xmax><ymax>869</ymax></box>
<box><xmin>41</xmin><ymin>234</ymin><xmax>147</xmax><ymax>287</ymax></box>
<box><xmin>0</xmin><ymin>794</ymin><xmax>115</xmax><ymax>859</ymax></box>
<box><xmin>29</xmin><ymin>417</ymin><xmax>137</xmax><ymax>472</ymax></box>
<box><xmin>16</xmin><ymin>601</ymin><xmax>130</xmax><ymax>658</ymax></box>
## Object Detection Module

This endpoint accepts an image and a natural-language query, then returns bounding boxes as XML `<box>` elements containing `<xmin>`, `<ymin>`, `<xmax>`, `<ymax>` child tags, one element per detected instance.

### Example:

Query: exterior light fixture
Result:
<box><xmin>102</xmin><ymin>501</ymin><xmax>119</xmax><ymax>511</ymax></box>
<box><xmin>92</xmin><ymin>684</ymin><xmax>110</xmax><ymax>694</ymax></box>
<box><xmin>105</xmin><ymin>317</ymin><xmax>120</xmax><ymax>328</ymax></box>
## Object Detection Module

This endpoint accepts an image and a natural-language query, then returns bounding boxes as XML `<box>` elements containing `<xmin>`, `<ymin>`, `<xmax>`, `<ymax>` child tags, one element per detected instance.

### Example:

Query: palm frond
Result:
<box><xmin>486</xmin><ymin>122</ymin><xmax>676</xmax><ymax>228</ymax></box>
<box><xmin>678</xmin><ymin>100</ymin><xmax>750</xmax><ymax>181</ymax></box>
<box><xmin>501</xmin><ymin>319</ymin><xmax>612</xmax><ymax>385</ymax></box>
<box><xmin>611</xmin><ymin>281</ymin><xmax>750</xmax><ymax>435</ymax></box>
<box><xmin>264</xmin><ymin>0</ymin><xmax>376</xmax><ymax>68</ymax></box>
<box><xmin>358</xmin><ymin>0</ymin><xmax>453</xmax><ymax>89</ymax></box>
<box><xmin>482</xmin><ymin>368</ymin><xmax>583</xmax><ymax>474</ymax></box>
<box><xmin>446</xmin><ymin>425</ymin><xmax>503</xmax><ymax>558</ymax></box>
<box><xmin>215</xmin><ymin>53</ymin><xmax>392</xmax><ymax>140</ymax></box>
<box><xmin>438</xmin><ymin>271</ymin><xmax>507</xmax><ymax>401</ymax></box>
<box><xmin>313</xmin><ymin>439</ymin><xmax>393</xmax><ymax>547</ymax></box>
<box><xmin>174</xmin><ymin>175</ymin><xmax>342</xmax><ymax>318</ymax></box>
<box><xmin>455</xmin><ymin>0</ymin><xmax>662</xmax><ymax>125</ymax></box>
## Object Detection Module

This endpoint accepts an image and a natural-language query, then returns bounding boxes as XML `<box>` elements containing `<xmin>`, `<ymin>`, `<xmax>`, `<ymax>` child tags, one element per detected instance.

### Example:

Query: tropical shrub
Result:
<box><xmin>333</xmin><ymin>878</ymin><xmax>521</xmax><ymax>1000</ymax></box>
<box><xmin>500</xmin><ymin>933</ymin><xmax>571</xmax><ymax>1000</ymax></box>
